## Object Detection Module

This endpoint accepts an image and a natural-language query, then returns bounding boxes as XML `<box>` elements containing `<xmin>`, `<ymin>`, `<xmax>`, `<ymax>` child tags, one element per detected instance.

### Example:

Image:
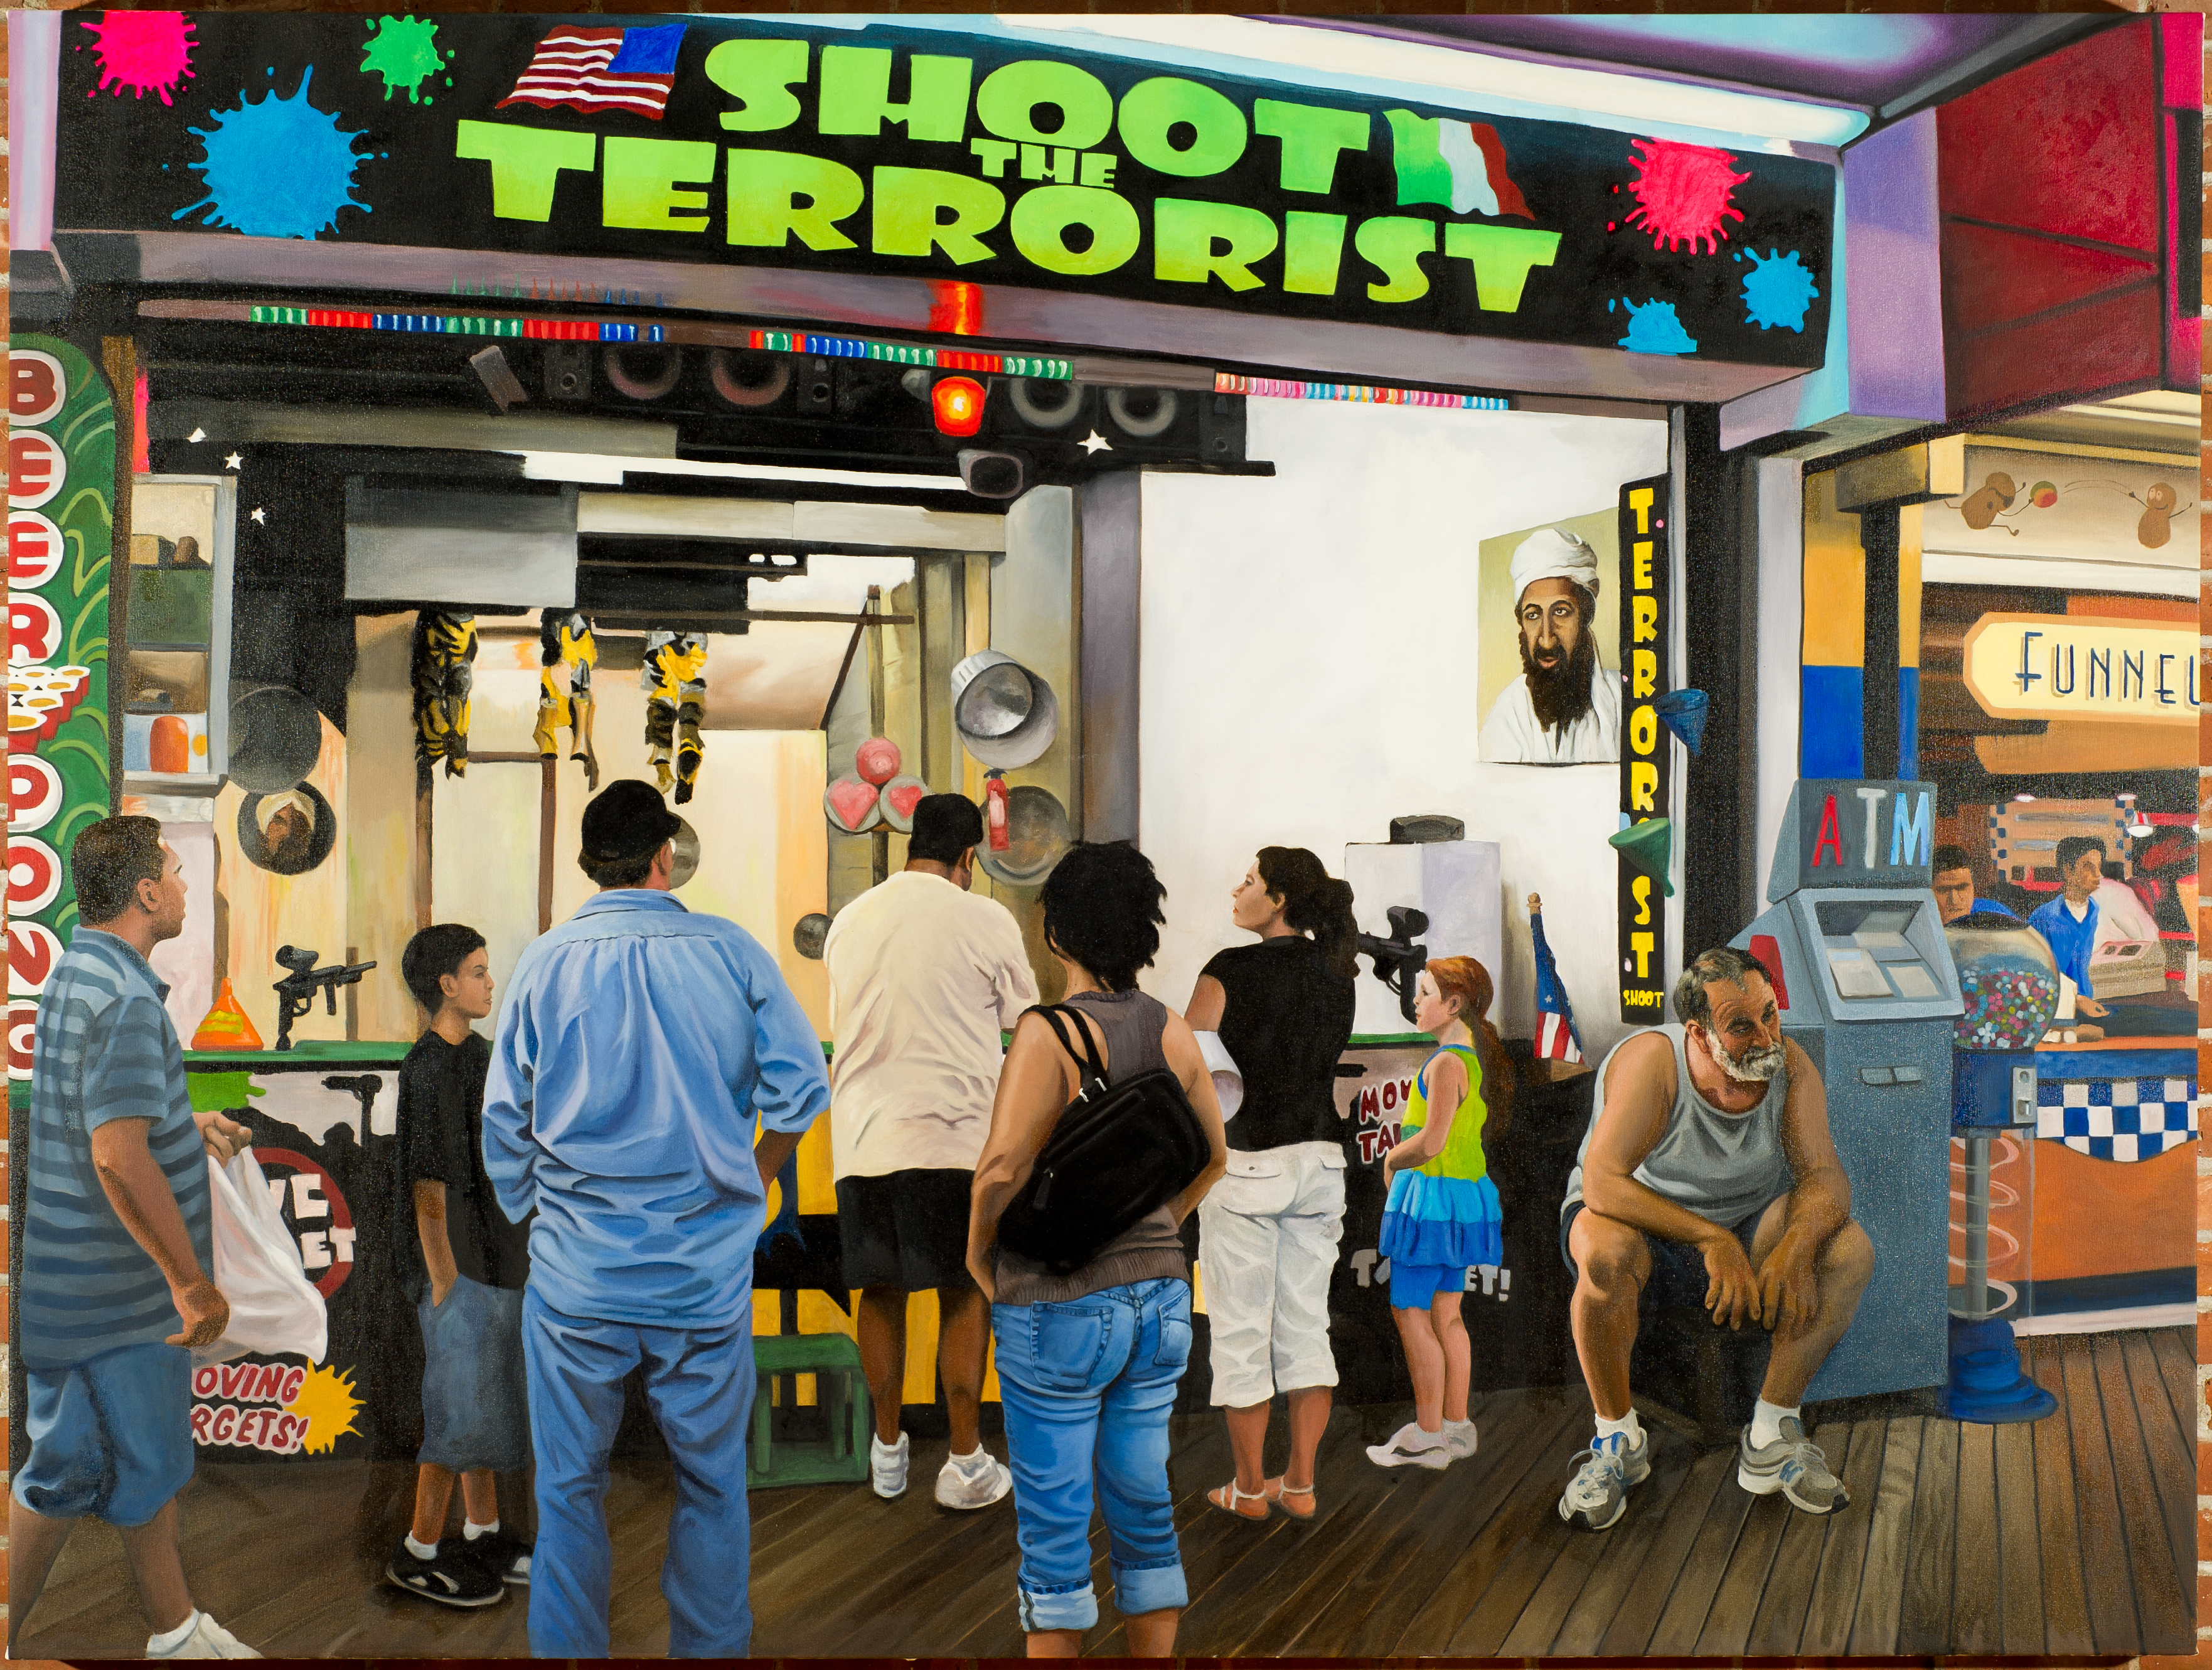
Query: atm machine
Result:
<box><xmin>1732</xmin><ymin>778</ymin><xmax>1962</xmax><ymax>1403</ymax></box>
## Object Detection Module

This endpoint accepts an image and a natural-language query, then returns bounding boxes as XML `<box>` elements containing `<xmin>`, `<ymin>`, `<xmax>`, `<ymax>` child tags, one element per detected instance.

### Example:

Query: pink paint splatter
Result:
<box><xmin>81</xmin><ymin>13</ymin><xmax>197</xmax><ymax>106</ymax></box>
<box><xmin>1622</xmin><ymin>137</ymin><xmax>1750</xmax><ymax>256</ymax></box>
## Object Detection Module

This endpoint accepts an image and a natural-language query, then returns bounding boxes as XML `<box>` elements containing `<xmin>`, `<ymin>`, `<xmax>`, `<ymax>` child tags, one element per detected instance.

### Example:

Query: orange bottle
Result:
<box><xmin>190</xmin><ymin>978</ymin><xmax>264</xmax><ymax>1052</ymax></box>
<box><xmin>149</xmin><ymin>715</ymin><xmax>190</xmax><ymax>774</ymax></box>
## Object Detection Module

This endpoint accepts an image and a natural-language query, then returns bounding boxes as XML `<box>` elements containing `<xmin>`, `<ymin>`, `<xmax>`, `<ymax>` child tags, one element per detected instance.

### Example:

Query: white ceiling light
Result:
<box><xmin>519</xmin><ymin>452</ymin><xmax>972</xmax><ymax>493</ymax></box>
<box><xmin>783</xmin><ymin>13</ymin><xmax>1867</xmax><ymax>150</ymax></box>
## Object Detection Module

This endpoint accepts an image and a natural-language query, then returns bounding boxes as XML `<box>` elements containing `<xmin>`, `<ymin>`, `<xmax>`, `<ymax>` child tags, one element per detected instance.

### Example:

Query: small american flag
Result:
<box><xmin>1531</xmin><ymin>900</ymin><xmax>1585</xmax><ymax>1065</ymax></box>
<box><xmin>496</xmin><ymin>24</ymin><xmax>686</xmax><ymax>121</ymax></box>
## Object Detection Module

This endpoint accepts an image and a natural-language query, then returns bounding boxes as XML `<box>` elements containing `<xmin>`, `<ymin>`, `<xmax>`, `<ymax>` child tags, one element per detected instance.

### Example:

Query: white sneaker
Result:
<box><xmin>935</xmin><ymin>1446</ymin><xmax>1013</xmax><ymax>1511</ymax></box>
<box><xmin>870</xmin><ymin>1430</ymin><xmax>911</xmax><ymax>1499</ymax></box>
<box><xmin>147</xmin><ymin>1612</ymin><xmax>262</xmax><ymax>1659</ymax></box>
<box><xmin>1443</xmin><ymin>1418</ymin><xmax>1479</xmax><ymax>1460</ymax></box>
<box><xmin>1365</xmin><ymin>1421</ymin><xmax>1451</xmax><ymax>1470</ymax></box>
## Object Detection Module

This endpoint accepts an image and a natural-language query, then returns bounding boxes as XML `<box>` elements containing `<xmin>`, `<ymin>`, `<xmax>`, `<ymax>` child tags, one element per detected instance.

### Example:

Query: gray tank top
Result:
<box><xmin>992</xmin><ymin>988</ymin><xmax>1190</xmax><ymax>1308</ymax></box>
<box><xmin>1561</xmin><ymin>1024</ymin><xmax>1791</xmax><ymax>1229</ymax></box>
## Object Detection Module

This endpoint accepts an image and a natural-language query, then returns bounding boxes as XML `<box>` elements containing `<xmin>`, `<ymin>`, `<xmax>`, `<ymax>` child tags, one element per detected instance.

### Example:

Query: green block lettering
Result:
<box><xmin>1253</xmin><ymin>100</ymin><xmax>1369</xmax><ymax>194</ymax></box>
<box><xmin>1117</xmin><ymin>77</ymin><xmax>1246</xmax><ymax>179</ymax></box>
<box><xmin>1280</xmin><ymin>211</ymin><xmax>1347</xmax><ymax>296</ymax></box>
<box><xmin>818</xmin><ymin>46</ymin><xmax>973</xmax><ymax>142</ymax></box>
<box><xmin>1355</xmin><ymin>215</ymin><xmax>1436</xmax><ymax>304</ymax></box>
<box><xmin>1010</xmin><ymin>185</ymin><xmax>1140</xmax><ymax>277</ymax></box>
<box><xmin>455</xmin><ymin>120</ymin><xmax>597</xmax><ymax>222</ymax></box>
<box><xmin>726</xmin><ymin>150</ymin><xmax>864</xmax><ymax>250</ymax></box>
<box><xmin>872</xmin><ymin>167</ymin><xmax>1005</xmax><ymax>265</ymax></box>
<box><xmin>703</xmin><ymin>38</ymin><xmax>807</xmax><ymax>134</ymax></box>
<box><xmin>975</xmin><ymin>60</ymin><xmax>1113</xmax><ymax>151</ymax></box>
<box><xmin>1443</xmin><ymin>223</ymin><xmax>1563</xmax><ymax>313</ymax></box>
<box><xmin>1153</xmin><ymin>198</ymin><xmax>1276</xmax><ymax>293</ymax></box>
<box><xmin>603</xmin><ymin>136</ymin><xmax>717</xmax><ymax>233</ymax></box>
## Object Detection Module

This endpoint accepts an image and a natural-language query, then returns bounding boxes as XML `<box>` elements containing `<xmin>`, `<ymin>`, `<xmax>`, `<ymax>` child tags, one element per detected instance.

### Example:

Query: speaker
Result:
<box><xmin>543</xmin><ymin>343</ymin><xmax>592</xmax><ymax>403</ymax></box>
<box><xmin>1000</xmin><ymin>377</ymin><xmax>1093</xmax><ymax>434</ymax></box>
<box><xmin>227</xmin><ymin>683</ymin><xmax>324</xmax><ymax>793</ymax></box>
<box><xmin>958</xmin><ymin>449</ymin><xmax>1027</xmax><ymax>500</ymax></box>
<box><xmin>709</xmin><ymin>348</ymin><xmax>793</xmax><ymax>410</ymax></box>
<box><xmin>601</xmin><ymin>344</ymin><xmax>683</xmax><ymax>402</ymax></box>
<box><xmin>796</xmin><ymin>356</ymin><xmax>836</xmax><ymax>416</ymax></box>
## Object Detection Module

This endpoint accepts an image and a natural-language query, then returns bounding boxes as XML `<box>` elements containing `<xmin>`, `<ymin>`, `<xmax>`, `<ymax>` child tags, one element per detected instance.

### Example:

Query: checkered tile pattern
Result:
<box><xmin>2036</xmin><ymin>1076</ymin><xmax>2196</xmax><ymax>1160</ymax></box>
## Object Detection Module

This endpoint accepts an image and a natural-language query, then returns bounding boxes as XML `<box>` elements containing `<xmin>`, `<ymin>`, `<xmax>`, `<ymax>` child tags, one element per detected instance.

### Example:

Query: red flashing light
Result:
<box><xmin>932</xmin><ymin>375</ymin><xmax>986</xmax><ymax>437</ymax></box>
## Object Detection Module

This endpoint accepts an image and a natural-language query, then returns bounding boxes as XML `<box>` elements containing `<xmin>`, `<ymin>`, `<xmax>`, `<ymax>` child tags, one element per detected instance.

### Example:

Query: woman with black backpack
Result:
<box><xmin>966</xmin><ymin>842</ymin><xmax>1229</xmax><ymax>1658</ymax></box>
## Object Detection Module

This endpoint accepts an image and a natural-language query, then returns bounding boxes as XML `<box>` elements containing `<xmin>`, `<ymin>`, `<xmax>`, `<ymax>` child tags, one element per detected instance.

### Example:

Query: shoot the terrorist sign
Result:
<box><xmin>55</xmin><ymin>15</ymin><xmax>1834</xmax><ymax>363</ymax></box>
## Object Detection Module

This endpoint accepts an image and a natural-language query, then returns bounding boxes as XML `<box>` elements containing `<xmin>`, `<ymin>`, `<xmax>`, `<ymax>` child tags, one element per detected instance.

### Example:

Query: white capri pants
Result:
<box><xmin>1197</xmin><ymin>1142</ymin><xmax>1347</xmax><ymax>1408</ymax></box>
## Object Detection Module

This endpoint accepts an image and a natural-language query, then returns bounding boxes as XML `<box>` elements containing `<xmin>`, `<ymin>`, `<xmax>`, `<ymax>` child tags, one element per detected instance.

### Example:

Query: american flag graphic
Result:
<box><xmin>1531</xmin><ymin>903</ymin><xmax>1585</xmax><ymax>1064</ymax></box>
<box><xmin>496</xmin><ymin>24</ymin><xmax>686</xmax><ymax>121</ymax></box>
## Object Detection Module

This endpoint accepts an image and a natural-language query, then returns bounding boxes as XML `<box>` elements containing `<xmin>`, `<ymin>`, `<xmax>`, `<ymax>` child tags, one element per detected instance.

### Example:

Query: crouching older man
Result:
<box><xmin>1556</xmin><ymin>946</ymin><xmax>1874</xmax><ymax>1531</ymax></box>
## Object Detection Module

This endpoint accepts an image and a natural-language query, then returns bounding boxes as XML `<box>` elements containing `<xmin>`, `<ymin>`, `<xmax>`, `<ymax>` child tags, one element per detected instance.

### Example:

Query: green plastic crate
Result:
<box><xmin>749</xmin><ymin>1330</ymin><xmax>871</xmax><ymax>1489</ymax></box>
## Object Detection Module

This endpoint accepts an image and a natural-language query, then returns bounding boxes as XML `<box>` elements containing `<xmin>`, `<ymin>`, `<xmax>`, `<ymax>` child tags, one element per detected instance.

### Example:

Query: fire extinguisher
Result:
<box><xmin>985</xmin><ymin>770</ymin><xmax>1011</xmax><ymax>852</ymax></box>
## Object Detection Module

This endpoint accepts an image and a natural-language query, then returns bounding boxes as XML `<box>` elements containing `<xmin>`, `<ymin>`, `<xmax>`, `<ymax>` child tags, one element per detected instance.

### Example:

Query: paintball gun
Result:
<box><xmin>272</xmin><ymin>945</ymin><xmax>378</xmax><ymax>1052</ymax></box>
<box><xmin>1357</xmin><ymin>906</ymin><xmax>1429</xmax><ymax>1028</ymax></box>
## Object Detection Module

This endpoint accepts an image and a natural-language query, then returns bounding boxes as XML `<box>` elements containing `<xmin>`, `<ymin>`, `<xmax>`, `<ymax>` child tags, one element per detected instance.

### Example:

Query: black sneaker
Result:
<box><xmin>464</xmin><ymin>1529</ymin><xmax>533</xmax><ymax>1587</ymax></box>
<box><xmin>385</xmin><ymin>1538</ymin><xmax>506</xmax><ymax>1608</ymax></box>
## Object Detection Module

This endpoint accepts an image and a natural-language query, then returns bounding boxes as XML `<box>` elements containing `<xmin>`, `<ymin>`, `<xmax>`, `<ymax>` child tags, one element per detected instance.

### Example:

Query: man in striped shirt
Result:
<box><xmin>10</xmin><ymin>816</ymin><xmax>259</xmax><ymax>1659</ymax></box>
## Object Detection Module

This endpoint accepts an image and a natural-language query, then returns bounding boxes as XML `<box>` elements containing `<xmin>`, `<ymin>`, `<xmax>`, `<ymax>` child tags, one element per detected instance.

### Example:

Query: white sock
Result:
<box><xmin>949</xmin><ymin>1445</ymin><xmax>990</xmax><ymax>1470</ymax></box>
<box><xmin>873</xmin><ymin>1432</ymin><xmax>905</xmax><ymax>1453</ymax></box>
<box><xmin>1751</xmin><ymin>1398</ymin><xmax>1799</xmax><ymax>1449</ymax></box>
<box><xmin>1395</xmin><ymin>1421</ymin><xmax>1445</xmax><ymax>1448</ymax></box>
<box><xmin>404</xmin><ymin>1533</ymin><xmax>440</xmax><ymax>1561</ymax></box>
<box><xmin>463</xmin><ymin>1518</ymin><xmax>499</xmax><ymax>1541</ymax></box>
<box><xmin>1445</xmin><ymin>1417</ymin><xmax>1475</xmax><ymax>1432</ymax></box>
<box><xmin>1595</xmin><ymin>1409</ymin><xmax>1643</xmax><ymax>1448</ymax></box>
<box><xmin>149</xmin><ymin>1612</ymin><xmax>201</xmax><ymax>1653</ymax></box>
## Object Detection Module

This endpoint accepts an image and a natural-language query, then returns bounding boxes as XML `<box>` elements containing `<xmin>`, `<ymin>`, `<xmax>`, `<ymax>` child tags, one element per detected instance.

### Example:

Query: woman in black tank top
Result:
<box><xmin>967</xmin><ymin>843</ymin><xmax>1227</xmax><ymax>1657</ymax></box>
<box><xmin>1183</xmin><ymin>847</ymin><xmax>1358</xmax><ymax>1524</ymax></box>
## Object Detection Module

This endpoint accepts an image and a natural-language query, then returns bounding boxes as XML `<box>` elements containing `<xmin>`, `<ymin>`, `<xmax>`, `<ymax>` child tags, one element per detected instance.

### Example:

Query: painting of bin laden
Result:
<box><xmin>1478</xmin><ymin>525</ymin><xmax>1622</xmax><ymax>764</ymax></box>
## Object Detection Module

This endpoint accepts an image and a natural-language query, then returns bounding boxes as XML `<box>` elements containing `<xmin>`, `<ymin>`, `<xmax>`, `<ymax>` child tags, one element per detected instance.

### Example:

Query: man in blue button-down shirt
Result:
<box><xmin>484</xmin><ymin>781</ymin><xmax>831</xmax><ymax>1657</ymax></box>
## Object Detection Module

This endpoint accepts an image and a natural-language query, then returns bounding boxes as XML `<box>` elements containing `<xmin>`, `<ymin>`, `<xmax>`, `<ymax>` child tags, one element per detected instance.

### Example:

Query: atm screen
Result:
<box><xmin>1815</xmin><ymin>899</ymin><xmax>1942</xmax><ymax>1004</ymax></box>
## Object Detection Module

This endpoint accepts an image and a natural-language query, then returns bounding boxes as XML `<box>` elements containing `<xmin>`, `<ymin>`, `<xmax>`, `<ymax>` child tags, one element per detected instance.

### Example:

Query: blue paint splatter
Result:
<box><xmin>1739</xmin><ymin>247</ymin><xmax>1819</xmax><ymax>333</ymax></box>
<box><xmin>1615</xmin><ymin>298</ymin><xmax>1697</xmax><ymax>356</ymax></box>
<box><xmin>174</xmin><ymin>68</ymin><xmax>371</xmax><ymax>240</ymax></box>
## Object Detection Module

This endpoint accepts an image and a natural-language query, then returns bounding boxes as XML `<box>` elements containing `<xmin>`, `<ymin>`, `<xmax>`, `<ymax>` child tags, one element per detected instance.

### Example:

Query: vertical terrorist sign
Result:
<box><xmin>1617</xmin><ymin>476</ymin><xmax>1669</xmax><ymax>1024</ymax></box>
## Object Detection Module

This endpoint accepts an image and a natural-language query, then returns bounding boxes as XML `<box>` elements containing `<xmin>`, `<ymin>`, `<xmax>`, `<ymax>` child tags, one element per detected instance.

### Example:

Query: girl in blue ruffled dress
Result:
<box><xmin>1367</xmin><ymin>956</ymin><xmax>1512</xmax><ymax>1470</ymax></box>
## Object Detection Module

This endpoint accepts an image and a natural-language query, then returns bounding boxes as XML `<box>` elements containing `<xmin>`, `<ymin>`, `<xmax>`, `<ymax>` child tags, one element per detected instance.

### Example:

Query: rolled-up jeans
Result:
<box><xmin>991</xmin><ymin>1278</ymin><xmax>1192</xmax><ymax>1633</ymax></box>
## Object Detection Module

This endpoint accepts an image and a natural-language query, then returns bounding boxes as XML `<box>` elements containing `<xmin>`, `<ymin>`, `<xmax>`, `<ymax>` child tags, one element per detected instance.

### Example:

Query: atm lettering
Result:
<box><xmin>1811</xmin><ymin>793</ymin><xmax>1844</xmax><ymax>867</ymax></box>
<box><xmin>1889</xmin><ymin>790</ymin><xmax>1931</xmax><ymax>867</ymax></box>
<box><xmin>1855</xmin><ymin>786</ymin><xmax>1887</xmax><ymax>870</ymax></box>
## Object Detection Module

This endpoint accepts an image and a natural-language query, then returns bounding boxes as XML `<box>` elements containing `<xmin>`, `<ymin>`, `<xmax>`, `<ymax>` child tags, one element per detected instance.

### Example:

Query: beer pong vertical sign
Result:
<box><xmin>1617</xmin><ymin>476</ymin><xmax>1670</xmax><ymax>1025</ymax></box>
<box><xmin>9</xmin><ymin>338</ymin><xmax>114</xmax><ymax>1079</ymax></box>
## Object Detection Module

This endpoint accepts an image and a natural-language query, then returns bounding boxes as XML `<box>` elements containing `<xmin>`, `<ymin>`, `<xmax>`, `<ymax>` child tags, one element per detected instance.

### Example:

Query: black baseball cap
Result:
<box><xmin>581</xmin><ymin>779</ymin><xmax>682</xmax><ymax>864</ymax></box>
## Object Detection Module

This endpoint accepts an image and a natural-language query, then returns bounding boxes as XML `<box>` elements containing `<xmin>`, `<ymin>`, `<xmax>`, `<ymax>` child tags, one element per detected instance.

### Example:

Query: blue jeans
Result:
<box><xmin>521</xmin><ymin>1287</ymin><xmax>756</xmax><ymax>1658</ymax></box>
<box><xmin>991</xmin><ymin>1278</ymin><xmax>1192</xmax><ymax>1633</ymax></box>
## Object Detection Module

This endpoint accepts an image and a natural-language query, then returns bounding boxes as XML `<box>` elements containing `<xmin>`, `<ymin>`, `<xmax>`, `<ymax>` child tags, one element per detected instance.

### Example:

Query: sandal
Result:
<box><xmin>1206</xmin><ymin>1481</ymin><xmax>1270</xmax><ymax>1521</ymax></box>
<box><xmin>1266</xmin><ymin>1477</ymin><xmax>1317</xmax><ymax>1522</ymax></box>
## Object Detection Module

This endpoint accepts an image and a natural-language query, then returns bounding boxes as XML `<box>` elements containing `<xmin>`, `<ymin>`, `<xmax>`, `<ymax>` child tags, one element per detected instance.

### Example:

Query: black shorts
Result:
<box><xmin>836</xmin><ymin>1169</ymin><xmax>978</xmax><ymax>1292</ymax></box>
<box><xmin>1559</xmin><ymin>1197</ymin><xmax>1778</xmax><ymax>1313</ymax></box>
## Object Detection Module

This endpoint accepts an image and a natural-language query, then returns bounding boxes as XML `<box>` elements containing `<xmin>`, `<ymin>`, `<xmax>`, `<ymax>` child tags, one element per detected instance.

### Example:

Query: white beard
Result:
<box><xmin>1708</xmin><ymin>1032</ymin><xmax>1785</xmax><ymax>1084</ymax></box>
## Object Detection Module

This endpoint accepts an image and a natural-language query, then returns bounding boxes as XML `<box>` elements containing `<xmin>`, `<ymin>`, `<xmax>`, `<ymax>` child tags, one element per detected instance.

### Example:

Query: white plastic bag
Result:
<box><xmin>1194</xmin><ymin>1030</ymin><xmax>1244</xmax><ymax>1121</ymax></box>
<box><xmin>193</xmin><ymin>1148</ymin><xmax>328</xmax><ymax>1367</ymax></box>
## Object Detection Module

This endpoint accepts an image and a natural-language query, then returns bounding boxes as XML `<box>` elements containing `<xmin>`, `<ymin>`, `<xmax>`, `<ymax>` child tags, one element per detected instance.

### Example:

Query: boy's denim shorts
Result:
<box><xmin>419</xmin><ymin>1273</ymin><xmax>530</xmax><ymax>1473</ymax></box>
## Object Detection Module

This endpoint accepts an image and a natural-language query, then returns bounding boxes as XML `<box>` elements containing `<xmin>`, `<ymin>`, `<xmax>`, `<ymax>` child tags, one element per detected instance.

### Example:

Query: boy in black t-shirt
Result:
<box><xmin>387</xmin><ymin>924</ymin><xmax>535</xmax><ymax>1608</ymax></box>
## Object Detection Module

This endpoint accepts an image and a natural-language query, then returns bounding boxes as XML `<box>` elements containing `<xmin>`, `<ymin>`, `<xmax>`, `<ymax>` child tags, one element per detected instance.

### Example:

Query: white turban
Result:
<box><xmin>1510</xmin><ymin>527</ymin><xmax>1601</xmax><ymax>604</ymax></box>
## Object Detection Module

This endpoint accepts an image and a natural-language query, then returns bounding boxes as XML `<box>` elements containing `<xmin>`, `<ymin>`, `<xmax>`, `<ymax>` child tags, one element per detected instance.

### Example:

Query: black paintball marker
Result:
<box><xmin>1356</xmin><ymin>906</ymin><xmax>1429</xmax><ymax>1027</ymax></box>
<box><xmin>272</xmin><ymin>945</ymin><xmax>378</xmax><ymax>1052</ymax></box>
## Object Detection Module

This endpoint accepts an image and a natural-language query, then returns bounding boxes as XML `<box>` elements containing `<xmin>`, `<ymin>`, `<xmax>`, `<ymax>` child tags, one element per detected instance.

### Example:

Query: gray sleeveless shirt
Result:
<box><xmin>1561</xmin><ymin>1024</ymin><xmax>1791</xmax><ymax>1229</ymax></box>
<box><xmin>991</xmin><ymin>988</ymin><xmax>1190</xmax><ymax>1309</ymax></box>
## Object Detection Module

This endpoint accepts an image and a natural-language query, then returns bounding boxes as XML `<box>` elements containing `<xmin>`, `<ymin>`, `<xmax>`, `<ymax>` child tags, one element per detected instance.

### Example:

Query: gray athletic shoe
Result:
<box><xmin>1556</xmin><ymin>1428</ymin><xmax>1652</xmax><ymax>1531</ymax></box>
<box><xmin>1737</xmin><ymin>1416</ymin><xmax>1847</xmax><ymax>1513</ymax></box>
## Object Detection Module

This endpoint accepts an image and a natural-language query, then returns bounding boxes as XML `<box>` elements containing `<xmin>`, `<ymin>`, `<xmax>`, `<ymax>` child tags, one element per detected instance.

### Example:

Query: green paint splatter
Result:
<box><xmin>361</xmin><ymin>14</ymin><xmax>444</xmax><ymax>104</ymax></box>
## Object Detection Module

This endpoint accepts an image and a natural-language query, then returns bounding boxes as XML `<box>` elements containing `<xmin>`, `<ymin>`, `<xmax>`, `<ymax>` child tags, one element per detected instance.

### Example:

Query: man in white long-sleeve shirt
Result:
<box><xmin>823</xmin><ymin>793</ymin><xmax>1039</xmax><ymax>1511</ymax></box>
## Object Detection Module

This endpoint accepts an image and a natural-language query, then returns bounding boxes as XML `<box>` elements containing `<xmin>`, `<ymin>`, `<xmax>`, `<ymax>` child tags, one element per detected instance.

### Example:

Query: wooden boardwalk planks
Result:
<box><xmin>1543</xmin><ymin>1423</ymin><xmax>1707</xmax><ymax>1657</ymax></box>
<box><xmin>2056</xmin><ymin>1333</ymin><xmax>2144</xmax><ymax>1656</ymax></box>
<box><xmin>2092</xmin><ymin>1332</ymin><xmax>2193</xmax><ymax>1653</ymax></box>
<box><xmin>1993</xmin><ymin>1418</ymin><xmax>2046</xmax><ymax>1656</ymax></box>
<box><xmin>1744</xmin><ymin>1421</ymin><xmax>1855</xmax><ymax>1656</ymax></box>
<box><xmin>1796</xmin><ymin>1414</ymin><xmax>1888</xmax><ymax>1652</ymax></box>
<box><xmin>1893</xmin><ymin>1414</ymin><xmax>1959</xmax><ymax>1654</ymax></box>
<box><xmin>1950</xmin><ymin>1416</ymin><xmax>2003</xmax><ymax>1655</ymax></box>
<box><xmin>2025</xmin><ymin>1335</ymin><xmax>2097</xmax><ymax>1654</ymax></box>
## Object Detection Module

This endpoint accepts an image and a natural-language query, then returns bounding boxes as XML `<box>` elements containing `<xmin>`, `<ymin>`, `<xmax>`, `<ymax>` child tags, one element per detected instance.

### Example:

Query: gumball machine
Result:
<box><xmin>1943</xmin><ymin>909</ymin><xmax>2058</xmax><ymax>1423</ymax></box>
